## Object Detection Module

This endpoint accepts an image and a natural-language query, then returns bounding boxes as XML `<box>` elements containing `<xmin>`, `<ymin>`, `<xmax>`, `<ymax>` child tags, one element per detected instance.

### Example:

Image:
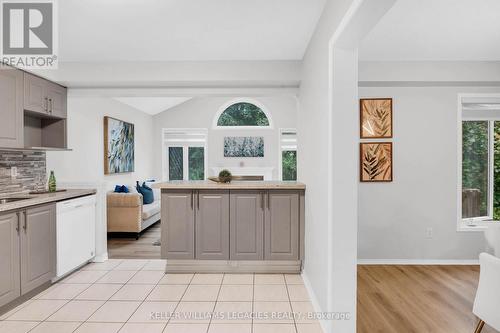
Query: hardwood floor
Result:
<box><xmin>357</xmin><ymin>265</ymin><xmax>497</xmax><ymax>333</ymax></box>
<box><xmin>107</xmin><ymin>222</ymin><xmax>161</xmax><ymax>259</ymax></box>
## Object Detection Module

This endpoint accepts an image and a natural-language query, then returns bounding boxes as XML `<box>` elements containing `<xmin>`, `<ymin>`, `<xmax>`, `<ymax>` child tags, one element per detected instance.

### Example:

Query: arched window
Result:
<box><xmin>215</xmin><ymin>100</ymin><xmax>272</xmax><ymax>128</ymax></box>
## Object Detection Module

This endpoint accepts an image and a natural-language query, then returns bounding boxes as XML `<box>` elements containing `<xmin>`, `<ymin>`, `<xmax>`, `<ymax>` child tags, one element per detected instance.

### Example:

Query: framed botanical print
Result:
<box><xmin>360</xmin><ymin>98</ymin><xmax>393</xmax><ymax>139</ymax></box>
<box><xmin>360</xmin><ymin>142</ymin><xmax>393</xmax><ymax>182</ymax></box>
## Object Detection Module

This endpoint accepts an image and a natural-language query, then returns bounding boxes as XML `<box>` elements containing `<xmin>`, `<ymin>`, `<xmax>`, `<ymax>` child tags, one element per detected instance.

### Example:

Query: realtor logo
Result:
<box><xmin>1</xmin><ymin>0</ymin><xmax>58</xmax><ymax>68</ymax></box>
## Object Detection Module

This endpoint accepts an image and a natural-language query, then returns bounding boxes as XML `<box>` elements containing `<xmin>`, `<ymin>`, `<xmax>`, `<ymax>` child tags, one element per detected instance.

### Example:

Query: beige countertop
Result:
<box><xmin>0</xmin><ymin>189</ymin><xmax>97</xmax><ymax>213</ymax></box>
<box><xmin>153</xmin><ymin>180</ymin><xmax>306</xmax><ymax>190</ymax></box>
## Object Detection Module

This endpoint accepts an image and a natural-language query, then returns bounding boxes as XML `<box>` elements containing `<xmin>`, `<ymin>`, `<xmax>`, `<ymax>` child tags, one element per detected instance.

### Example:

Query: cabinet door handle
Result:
<box><xmin>49</xmin><ymin>98</ymin><xmax>53</xmax><ymax>113</ymax></box>
<box><xmin>16</xmin><ymin>212</ymin><xmax>20</xmax><ymax>234</ymax></box>
<box><xmin>44</xmin><ymin>97</ymin><xmax>48</xmax><ymax>112</ymax></box>
<box><xmin>197</xmin><ymin>191</ymin><xmax>200</xmax><ymax>210</ymax></box>
<box><xmin>22</xmin><ymin>211</ymin><xmax>27</xmax><ymax>233</ymax></box>
<box><xmin>267</xmin><ymin>192</ymin><xmax>270</xmax><ymax>209</ymax></box>
<box><xmin>190</xmin><ymin>191</ymin><xmax>193</xmax><ymax>209</ymax></box>
<box><xmin>260</xmin><ymin>192</ymin><xmax>264</xmax><ymax>210</ymax></box>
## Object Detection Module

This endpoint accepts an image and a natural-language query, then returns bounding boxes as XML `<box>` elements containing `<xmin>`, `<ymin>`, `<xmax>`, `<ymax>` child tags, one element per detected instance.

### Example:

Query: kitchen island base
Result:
<box><xmin>165</xmin><ymin>259</ymin><xmax>302</xmax><ymax>274</ymax></box>
<box><xmin>155</xmin><ymin>181</ymin><xmax>306</xmax><ymax>274</ymax></box>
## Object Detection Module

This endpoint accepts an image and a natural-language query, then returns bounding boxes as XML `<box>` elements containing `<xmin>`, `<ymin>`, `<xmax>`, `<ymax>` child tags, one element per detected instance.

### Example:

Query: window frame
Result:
<box><xmin>457</xmin><ymin>94</ymin><xmax>500</xmax><ymax>231</ymax></box>
<box><xmin>212</xmin><ymin>98</ymin><xmax>274</xmax><ymax>130</ymax></box>
<box><xmin>278</xmin><ymin>128</ymin><xmax>298</xmax><ymax>181</ymax></box>
<box><xmin>162</xmin><ymin>128</ymin><xmax>208</xmax><ymax>181</ymax></box>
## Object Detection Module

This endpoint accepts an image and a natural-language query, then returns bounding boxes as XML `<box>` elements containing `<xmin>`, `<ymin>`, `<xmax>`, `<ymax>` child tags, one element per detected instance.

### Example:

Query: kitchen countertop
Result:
<box><xmin>153</xmin><ymin>180</ymin><xmax>306</xmax><ymax>190</ymax></box>
<box><xmin>0</xmin><ymin>189</ymin><xmax>97</xmax><ymax>213</ymax></box>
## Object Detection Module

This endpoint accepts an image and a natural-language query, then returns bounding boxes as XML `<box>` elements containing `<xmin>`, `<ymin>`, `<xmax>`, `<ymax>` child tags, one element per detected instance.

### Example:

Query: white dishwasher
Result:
<box><xmin>56</xmin><ymin>195</ymin><xmax>96</xmax><ymax>278</ymax></box>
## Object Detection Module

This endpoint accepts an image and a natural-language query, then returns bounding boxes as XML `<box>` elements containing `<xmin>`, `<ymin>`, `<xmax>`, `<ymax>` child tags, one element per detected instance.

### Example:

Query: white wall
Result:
<box><xmin>46</xmin><ymin>97</ymin><xmax>154</xmax><ymax>260</ymax></box>
<box><xmin>299</xmin><ymin>2</ymin><xmax>397</xmax><ymax>332</ymax></box>
<box><xmin>47</xmin><ymin>97</ymin><xmax>154</xmax><ymax>185</ymax></box>
<box><xmin>152</xmin><ymin>96</ymin><xmax>297</xmax><ymax>180</ymax></box>
<box><xmin>297</xmin><ymin>0</ymin><xmax>357</xmax><ymax>331</ymax></box>
<box><xmin>358</xmin><ymin>85</ymin><xmax>500</xmax><ymax>261</ymax></box>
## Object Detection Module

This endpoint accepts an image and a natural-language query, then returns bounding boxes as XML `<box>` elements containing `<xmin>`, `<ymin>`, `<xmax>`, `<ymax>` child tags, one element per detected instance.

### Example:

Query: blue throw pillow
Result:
<box><xmin>114</xmin><ymin>185</ymin><xmax>130</xmax><ymax>193</ymax></box>
<box><xmin>136</xmin><ymin>181</ymin><xmax>154</xmax><ymax>205</ymax></box>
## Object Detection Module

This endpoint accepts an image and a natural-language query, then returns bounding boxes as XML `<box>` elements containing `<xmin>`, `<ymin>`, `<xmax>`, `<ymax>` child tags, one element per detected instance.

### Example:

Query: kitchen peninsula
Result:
<box><xmin>154</xmin><ymin>181</ymin><xmax>306</xmax><ymax>273</ymax></box>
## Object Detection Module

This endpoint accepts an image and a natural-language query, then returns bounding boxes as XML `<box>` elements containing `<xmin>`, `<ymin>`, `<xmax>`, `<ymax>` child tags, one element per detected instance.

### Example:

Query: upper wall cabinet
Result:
<box><xmin>0</xmin><ymin>65</ymin><xmax>68</xmax><ymax>150</ymax></box>
<box><xmin>24</xmin><ymin>73</ymin><xmax>67</xmax><ymax>118</ymax></box>
<box><xmin>23</xmin><ymin>74</ymin><xmax>47</xmax><ymax>115</ymax></box>
<box><xmin>45</xmin><ymin>83</ymin><xmax>67</xmax><ymax>118</ymax></box>
<box><xmin>0</xmin><ymin>67</ymin><xmax>24</xmax><ymax>148</ymax></box>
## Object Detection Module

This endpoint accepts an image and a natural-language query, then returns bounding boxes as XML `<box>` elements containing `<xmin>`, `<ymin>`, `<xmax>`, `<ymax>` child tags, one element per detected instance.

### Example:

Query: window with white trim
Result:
<box><xmin>163</xmin><ymin>129</ymin><xmax>207</xmax><ymax>181</ymax></box>
<box><xmin>460</xmin><ymin>97</ymin><xmax>500</xmax><ymax>225</ymax></box>
<box><xmin>279</xmin><ymin>129</ymin><xmax>297</xmax><ymax>181</ymax></box>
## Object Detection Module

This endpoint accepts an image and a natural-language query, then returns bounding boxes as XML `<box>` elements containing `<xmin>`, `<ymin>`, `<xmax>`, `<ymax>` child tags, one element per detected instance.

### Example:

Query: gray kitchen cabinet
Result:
<box><xmin>0</xmin><ymin>203</ymin><xmax>56</xmax><ymax>308</ymax></box>
<box><xmin>24</xmin><ymin>73</ymin><xmax>47</xmax><ymax>115</ymax></box>
<box><xmin>161</xmin><ymin>190</ymin><xmax>195</xmax><ymax>259</ymax></box>
<box><xmin>24</xmin><ymin>73</ymin><xmax>67</xmax><ymax>118</ymax></box>
<box><xmin>161</xmin><ymin>186</ymin><xmax>304</xmax><ymax>271</ymax></box>
<box><xmin>0</xmin><ymin>66</ymin><xmax>67</xmax><ymax>150</ymax></box>
<box><xmin>230</xmin><ymin>190</ymin><xmax>264</xmax><ymax>260</ymax></box>
<box><xmin>195</xmin><ymin>190</ymin><xmax>229</xmax><ymax>260</ymax></box>
<box><xmin>46</xmin><ymin>82</ymin><xmax>67</xmax><ymax>118</ymax></box>
<box><xmin>20</xmin><ymin>204</ymin><xmax>56</xmax><ymax>294</ymax></box>
<box><xmin>264</xmin><ymin>190</ymin><xmax>299</xmax><ymax>260</ymax></box>
<box><xmin>0</xmin><ymin>67</ymin><xmax>23</xmax><ymax>148</ymax></box>
<box><xmin>0</xmin><ymin>212</ymin><xmax>21</xmax><ymax>308</ymax></box>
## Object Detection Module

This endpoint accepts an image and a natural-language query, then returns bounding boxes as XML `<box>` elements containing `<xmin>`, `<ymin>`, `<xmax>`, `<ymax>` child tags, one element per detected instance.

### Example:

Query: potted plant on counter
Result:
<box><xmin>218</xmin><ymin>169</ymin><xmax>232</xmax><ymax>183</ymax></box>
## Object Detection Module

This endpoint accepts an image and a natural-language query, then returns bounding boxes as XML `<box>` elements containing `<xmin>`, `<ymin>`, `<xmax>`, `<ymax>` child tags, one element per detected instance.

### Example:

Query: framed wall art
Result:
<box><xmin>224</xmin><ymin>136</ymin><xmax>264</xmax><ymax>157</ymax></box>
<box><xmin>360</xmin><ymin>142</ymin><xmax>392</xmax><ymax>182</ymax></box>
<box><xmin>360</xmin><ymin>98</ymin><xmax>393</xmax><ymax>139</ymax></box>
<box><xmin>104</xmin><ymin>116</ymin><xmax>135</xmax><ymax>174</ymax></box>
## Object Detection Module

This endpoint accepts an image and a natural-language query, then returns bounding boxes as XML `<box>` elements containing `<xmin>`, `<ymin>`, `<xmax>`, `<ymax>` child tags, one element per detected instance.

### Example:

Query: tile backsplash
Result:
<box><xmin>0</xmin><ymin>150</ymin><xmax>46</xmax><ymax>195</ymax></box>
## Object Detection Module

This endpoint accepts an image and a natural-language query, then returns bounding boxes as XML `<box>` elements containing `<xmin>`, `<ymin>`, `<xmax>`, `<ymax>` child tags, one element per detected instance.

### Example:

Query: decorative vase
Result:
<box><xmin>48</xmin><ymin>171</ymin><xmax>56</xmax><ymax>192</ymax></box>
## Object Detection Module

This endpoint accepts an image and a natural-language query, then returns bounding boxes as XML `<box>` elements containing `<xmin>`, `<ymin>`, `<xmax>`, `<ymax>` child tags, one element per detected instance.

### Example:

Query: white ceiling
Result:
<box><xmin>59</xmin><ymin>0</ymin><xmax>326</xmax><ymax>62</ymax></box>
<box><xmin>113</xmin><ymin>97</ymin><xmax>192</xmax><ymax>115</ymax></box>
<box><xmin>359</xmin><ymin>0</ymin><xmax>500</xmax><ymax>61</ymax></box>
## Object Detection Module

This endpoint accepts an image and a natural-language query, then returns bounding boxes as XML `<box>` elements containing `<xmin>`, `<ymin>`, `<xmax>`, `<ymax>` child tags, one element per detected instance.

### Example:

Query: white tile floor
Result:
<box><xmin>0</xmin><ymin>259</ymin><xmax>323</xmax><ymax>333</ymax></box>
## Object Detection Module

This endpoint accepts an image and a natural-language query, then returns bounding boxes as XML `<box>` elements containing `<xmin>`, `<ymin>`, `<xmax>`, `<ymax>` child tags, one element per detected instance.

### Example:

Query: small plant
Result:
<box><xmin>218</xmin><ymin>169</ymin><xmax>232</xmax><ymax>183</ymax></box>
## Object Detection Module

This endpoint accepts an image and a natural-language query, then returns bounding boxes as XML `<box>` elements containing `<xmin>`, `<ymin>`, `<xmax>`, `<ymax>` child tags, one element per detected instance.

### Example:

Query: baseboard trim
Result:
<box><xmin>358</xmin><ymin>259</ymin><xmax>479</xmax><ymax>265</ymax></box>
<box><xmin>93</xmin><ymin>252</ymin><xmax>109</xmax><ymax>263</ymax></box>
<box><xmin>301</xmin><ymin>272</ymin><xmax>327</xmax><ymax>333</ymax></box>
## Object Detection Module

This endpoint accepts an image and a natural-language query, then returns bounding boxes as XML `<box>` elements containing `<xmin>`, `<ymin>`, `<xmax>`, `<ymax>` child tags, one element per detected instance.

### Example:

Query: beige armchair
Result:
<box><xmin>107</xmin><ymin>191</ymin><xmax>160</xmax><ymax>239</ymax></box>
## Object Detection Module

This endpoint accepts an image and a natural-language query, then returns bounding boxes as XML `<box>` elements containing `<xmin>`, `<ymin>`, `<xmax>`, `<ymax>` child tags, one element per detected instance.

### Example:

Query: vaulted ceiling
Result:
<box><xmin>360</xmin><ymin>0</ymin><xmax>500</xmax><ymax>61</ymax></box>
<box><xmin>59</xmin><ymin>0</ymin><xmax>326</xmax><ymax>62</ymax></box>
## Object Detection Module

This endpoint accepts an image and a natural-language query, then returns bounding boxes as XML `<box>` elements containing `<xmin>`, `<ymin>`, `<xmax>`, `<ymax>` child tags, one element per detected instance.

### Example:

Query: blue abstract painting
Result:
<box><xmin>104</xmin><ymin>116</ymin><xmax>134</xmax><ymax>174</ymax></box>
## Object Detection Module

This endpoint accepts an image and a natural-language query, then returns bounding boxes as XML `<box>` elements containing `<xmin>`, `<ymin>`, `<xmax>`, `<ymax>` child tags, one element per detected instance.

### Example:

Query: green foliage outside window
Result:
<box><xmin>188</xmin><ymin>147</ymin><xmax>205</xmax><ymax>180</ymax></box>
<box><xmin>217</xmin><ymin>102</ymin><xmax>270</xmax><ymax>126</ymax></box>
<box><xmin>169</xmin><ymin>147</ymin><xmax>183</xmax><ymax>180</ymax></box>
<box><xmin>282</xmin><ymin>150</ymin><xmax>297</xmax><ymax>181</ymax></box>
<box><xmin>494</xmin><ymin>122</ymin><xmax>500</xmax><ymax>219</ymax></box>
<box><xmin>461</xmin><ymin>121</ymin><xmax>500</xmax><ymax>220</ymax></box>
